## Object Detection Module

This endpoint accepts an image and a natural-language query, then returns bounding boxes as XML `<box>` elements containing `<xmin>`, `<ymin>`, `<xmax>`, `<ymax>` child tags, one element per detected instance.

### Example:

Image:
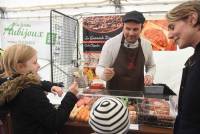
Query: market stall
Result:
<box><xmin>59</xmin><ymin>87</ymin><xmax>176</xmax><ymax>134</ymax></box>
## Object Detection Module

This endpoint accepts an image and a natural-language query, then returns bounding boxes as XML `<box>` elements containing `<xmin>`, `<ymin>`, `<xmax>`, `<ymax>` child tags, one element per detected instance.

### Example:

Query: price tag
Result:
<box><xmin>129</xmin><ymin>124</ymin><xmax>139</xmax><ymax>130</ymax></box>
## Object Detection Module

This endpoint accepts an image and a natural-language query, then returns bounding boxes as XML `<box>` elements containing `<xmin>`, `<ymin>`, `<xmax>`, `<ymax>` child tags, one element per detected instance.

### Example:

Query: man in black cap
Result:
<box><xmin>96</xmin><ymin>10</ymin><xmax>156</xmax><ymax>91</ymax></box>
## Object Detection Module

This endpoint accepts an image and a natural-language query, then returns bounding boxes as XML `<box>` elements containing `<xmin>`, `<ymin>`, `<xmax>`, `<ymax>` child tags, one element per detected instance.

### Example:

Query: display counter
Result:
<box><xmin>67</xmin><ymin>88</ymin><xmax>176</xmax><ymax>134</ymax></box>
<box><xmin>59</xmin><ymin>121</ymin><xmax>173</xmax><ymax>134</ymax></box>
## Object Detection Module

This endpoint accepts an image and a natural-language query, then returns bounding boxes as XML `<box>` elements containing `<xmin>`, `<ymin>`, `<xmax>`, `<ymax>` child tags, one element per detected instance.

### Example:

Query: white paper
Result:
<box><xmin>47</xmin><ymin>92</ymin><xmax>66</xmax><ymax>105</ymax></box>
<box><xmin>129</xmin><ymin>124</ymin><xmax>139</xmax><ymax>130</ymax></box>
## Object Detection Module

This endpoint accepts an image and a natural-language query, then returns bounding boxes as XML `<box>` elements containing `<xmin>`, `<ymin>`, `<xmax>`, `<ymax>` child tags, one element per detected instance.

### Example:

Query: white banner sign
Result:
<box><xmin>0</xmin><ymin>20</ymin><xmax>51</xmax><ymax>60</ymax></box>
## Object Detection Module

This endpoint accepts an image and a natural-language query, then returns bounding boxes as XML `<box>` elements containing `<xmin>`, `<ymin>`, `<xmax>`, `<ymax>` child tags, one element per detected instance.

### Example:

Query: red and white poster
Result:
<box><xmin>82</xmin><ymin>15</ymin><xmax>177</xmax><ymax>71</ymax></box>
<box><xmin>141</xmin><ymin>20</ymin><xmax>176</xmax><ymax>51</ymax></box>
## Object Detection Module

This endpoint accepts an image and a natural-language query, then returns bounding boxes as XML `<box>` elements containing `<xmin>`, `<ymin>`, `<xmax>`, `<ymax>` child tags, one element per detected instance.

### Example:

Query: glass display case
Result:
<box><xmin>69</xmin><ymin>89</ymin><xmax>176</xmax><ymax>128</ymax></box>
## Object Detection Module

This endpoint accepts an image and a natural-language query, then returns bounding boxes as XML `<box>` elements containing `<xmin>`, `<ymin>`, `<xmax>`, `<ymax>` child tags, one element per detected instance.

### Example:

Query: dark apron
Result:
<box><xmin>106</xmin><ymin>37</ymin><xmax>145</xmax><ymax>91</ymax></box>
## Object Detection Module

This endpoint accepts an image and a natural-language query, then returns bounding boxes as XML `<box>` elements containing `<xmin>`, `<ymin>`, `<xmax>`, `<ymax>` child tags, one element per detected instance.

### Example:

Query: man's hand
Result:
<box><xmin>104</xmin><ymin>67</ymin><xmax>115</xmax><ymax>81</ymax></box>
<box><xmin>144</xmin><ymin>75</ymin><xmax>153</xmax><ymax>86</ymax></box>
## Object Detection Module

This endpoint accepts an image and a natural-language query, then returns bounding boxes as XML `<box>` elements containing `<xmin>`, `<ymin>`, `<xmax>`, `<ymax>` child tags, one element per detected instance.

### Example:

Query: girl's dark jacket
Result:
<box><xmin>0</xmin><ymin>73</ymin><xmax>78</xmax><ymax>134</ymax></box>
<box><xmin>174</xmin><ymin>43</ymin><xmax>200</xmax><ymax>134</ymax></box>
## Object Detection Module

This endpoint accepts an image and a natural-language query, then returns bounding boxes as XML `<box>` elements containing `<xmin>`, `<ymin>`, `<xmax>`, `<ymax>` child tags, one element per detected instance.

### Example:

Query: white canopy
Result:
<box><xmin>0</xmin><ymin>0</ymin><xmax>187</xmax><ymax>18</ymax></box>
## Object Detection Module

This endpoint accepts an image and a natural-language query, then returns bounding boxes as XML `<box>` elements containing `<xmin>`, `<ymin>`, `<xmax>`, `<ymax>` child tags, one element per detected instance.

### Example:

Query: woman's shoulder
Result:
<box><xmin>21</xmin><ymin>83</ymin><xmax>44</xmax><ymax>96</ymax></box>
<box><xmin>17</xmin><ymin>84</ymin><xmax>49</xmax><ymax>107</ymax></box>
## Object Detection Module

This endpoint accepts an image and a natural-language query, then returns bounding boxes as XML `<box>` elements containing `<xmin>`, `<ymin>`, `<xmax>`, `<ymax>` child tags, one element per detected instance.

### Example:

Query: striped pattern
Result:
<box><xmin>89</xmin><ymin>97</ymin><xmax>130</xmax><ymax>134</ymax></box>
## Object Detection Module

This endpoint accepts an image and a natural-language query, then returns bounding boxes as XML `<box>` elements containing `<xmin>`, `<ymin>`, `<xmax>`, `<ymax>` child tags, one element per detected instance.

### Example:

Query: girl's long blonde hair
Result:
<box><xmin>3</xmin><ymin>44</ymin><xmax>37</xmax><ymax>77</ymax></box>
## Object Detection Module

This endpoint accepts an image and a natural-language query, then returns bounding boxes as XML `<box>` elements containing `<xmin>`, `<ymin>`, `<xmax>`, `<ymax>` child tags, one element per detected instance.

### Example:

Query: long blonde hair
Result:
<box><xmin>166</xmin><ymin>1</ymin><xmax>200</xmax><ymax>25</ymax></box>
<box><xmin>3</xmin><ymin>44</ymin><xmax>37</xmax><ymax>77</ymax></box>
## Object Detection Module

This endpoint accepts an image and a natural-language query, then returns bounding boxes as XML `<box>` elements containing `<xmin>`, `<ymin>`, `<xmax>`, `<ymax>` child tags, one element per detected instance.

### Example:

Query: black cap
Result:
<box><xmin>122</xmin><ymin>10</ymin><xmax>145</xmax><ymax>24</ymax></box>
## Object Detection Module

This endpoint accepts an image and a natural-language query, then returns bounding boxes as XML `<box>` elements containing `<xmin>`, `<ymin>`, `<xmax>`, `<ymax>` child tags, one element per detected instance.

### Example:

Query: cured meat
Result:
<box><xmin>83</xmin><ymin>16</ymin><xmax>123</xmax><ymax>33</ymax></box>
<box><xmin>150</xmin><ymin>20</ymin><xmax>168</xmax><ymax>30</ymax></box>
<box><xmin>141</xmin><ymin>98</ymin><xmax>170</xmax><ymax>116</ymax></box>
<box><xmin>143</xmin><ymin>28</ymin><xmax>168</xmax><ymax>51</ymax></box>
